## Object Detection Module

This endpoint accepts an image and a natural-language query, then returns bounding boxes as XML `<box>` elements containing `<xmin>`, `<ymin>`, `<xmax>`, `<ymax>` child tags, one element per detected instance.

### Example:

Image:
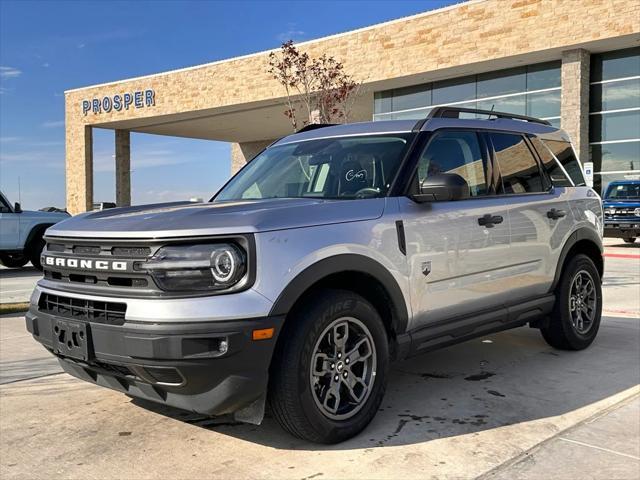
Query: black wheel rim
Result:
<box><xmin>309</xmin><ymin>317</ymin><xmax>377</xmax><ymax>420</ymax></box>
<box><xmin>569</xmin><ymin>270</ymin><xmax>597</xmax><ymax>334</ymax></box>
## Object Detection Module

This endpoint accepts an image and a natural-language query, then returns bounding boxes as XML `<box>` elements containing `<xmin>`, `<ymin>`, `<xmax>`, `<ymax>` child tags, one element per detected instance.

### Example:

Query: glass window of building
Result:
<box><xmin>590</xmin><ymin>47</ymin><xmax>640</xmax><ymax>194</ymax></box>
<box><xmin>373</xmin><ymin>61</ymin><xmax>561</xmax><ymax>125</ymax></box>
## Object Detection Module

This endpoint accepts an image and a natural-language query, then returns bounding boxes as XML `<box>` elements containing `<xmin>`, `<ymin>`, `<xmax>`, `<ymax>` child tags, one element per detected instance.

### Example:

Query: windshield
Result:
<box><xmin>605</xmin><ymin>183</ymin><xmax>640</xmax><ymax>200</ymax></box>
<box><xmin>214</xmin><ymin>134</ymin><xmax>413</xmax><ymax>202</ymax></box>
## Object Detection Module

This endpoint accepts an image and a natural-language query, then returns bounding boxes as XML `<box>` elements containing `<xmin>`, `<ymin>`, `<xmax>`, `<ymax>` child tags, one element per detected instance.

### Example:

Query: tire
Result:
<box><xmin>623</xmin><ymin>238</ymin><xmax>636</xmax><ymax>244</ymax></box>
<box><xmin>268</xmin><ymin>289</ymin><xmax>389</xmax><ymax>444</ymax></box>
<box><xmin>541</xmin><ymin>254</ymin><xmax>602</xmax><ymax>350</ymax></box>
<box><xmin>28</xmin><ymin>236</ymin><xmax>45</xmax><ymax>270</ymax></box>
<box><xmin>0</xmin><ymin>253</ymin><xmax>29</xmax><ymax>268</ymax></box>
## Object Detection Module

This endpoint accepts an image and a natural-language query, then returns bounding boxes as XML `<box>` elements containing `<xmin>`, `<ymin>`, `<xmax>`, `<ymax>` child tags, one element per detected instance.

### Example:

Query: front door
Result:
<box><xmin>0</xmin><ymin>195</ymin><xmax>19</xmax><ymax>250</ymax></box>
<box><xmin>399</xmin><ymin>130</ymin><xmax>512</xmax><ymax>329</ymax></box>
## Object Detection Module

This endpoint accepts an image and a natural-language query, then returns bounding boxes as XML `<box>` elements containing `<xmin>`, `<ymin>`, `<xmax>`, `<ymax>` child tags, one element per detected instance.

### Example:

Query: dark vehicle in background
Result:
<box><xmin>603</xmin><ymin>180</ymin><xmax>640</xmax><ymax>244</ymax></box>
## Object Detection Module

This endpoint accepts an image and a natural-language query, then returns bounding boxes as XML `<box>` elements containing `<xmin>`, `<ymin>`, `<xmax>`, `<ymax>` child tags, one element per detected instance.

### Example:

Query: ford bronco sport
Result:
<box><xmin>26</xmin><ymin>107</ymin><xmax>603</xmax><ymax>444</ymax></box>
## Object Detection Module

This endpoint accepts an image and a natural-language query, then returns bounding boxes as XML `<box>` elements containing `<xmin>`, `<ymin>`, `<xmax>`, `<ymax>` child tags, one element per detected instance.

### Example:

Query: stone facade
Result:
<box><xmin>230</xmin><ymin>140</ymin><xmax>275</xmax><ymax>174</ymax></box>
<box><xmin>115</xmin><ymin>130</ymin><xmax>131</xmax><ymax>207</ymax></box>
<box><xmin>561</xmin><ymin>49</ymin><xmax>591</xmax><ymax>164</ymax></box>
<box><xmin>65</xmin><ymin>0</ymin><xmax>640</xmax><ymax>213</ymax></box>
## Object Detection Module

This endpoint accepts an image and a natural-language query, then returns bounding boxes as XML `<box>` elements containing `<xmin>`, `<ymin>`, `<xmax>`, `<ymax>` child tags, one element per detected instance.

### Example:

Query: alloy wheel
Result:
<box><xmin>569</xmin><ymin>270</ymin><xmax>597</xmax><ymax>334</ymax></box>
<box><xmin>309</xmin><ymin>317</ymin><xmax>377</xmax><ymax>420</ymax></box>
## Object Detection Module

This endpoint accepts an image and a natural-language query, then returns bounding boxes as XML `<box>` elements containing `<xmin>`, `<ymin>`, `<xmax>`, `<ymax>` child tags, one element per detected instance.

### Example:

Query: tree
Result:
<box><xmin>267</xmin><ymin>40</ymin><xmax>361</xmax><ymax>131</ymax></box>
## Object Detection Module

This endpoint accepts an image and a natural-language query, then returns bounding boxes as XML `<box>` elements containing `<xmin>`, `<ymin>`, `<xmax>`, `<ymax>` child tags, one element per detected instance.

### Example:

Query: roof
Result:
<box><xmin>272</xmin><ymin>117</ymin><xmax>562</xmax><ymax>146</ymax></box>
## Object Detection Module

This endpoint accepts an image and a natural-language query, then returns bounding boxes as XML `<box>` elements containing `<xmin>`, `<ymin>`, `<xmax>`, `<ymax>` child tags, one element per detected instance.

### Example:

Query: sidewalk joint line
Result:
<box><xmin>558</xmin><ymin>437</ymin><xmax>640</xmax><ymax>461</ymax></box>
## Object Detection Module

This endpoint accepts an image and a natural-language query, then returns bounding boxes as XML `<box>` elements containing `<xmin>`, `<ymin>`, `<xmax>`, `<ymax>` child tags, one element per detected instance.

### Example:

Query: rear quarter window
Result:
<box><xmin>529</xmin><ymin>137</ymin><xmax>573</xmax><ymax>187</ymax></box>
<box><xmin>537</xmin><ymin>138</ymin><xmax>586</xmax><ymax>187</ymax></box>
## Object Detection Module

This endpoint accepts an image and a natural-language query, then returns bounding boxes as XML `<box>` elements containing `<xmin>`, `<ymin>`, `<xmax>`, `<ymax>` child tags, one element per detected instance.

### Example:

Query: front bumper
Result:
<box><xmin>26</xmin><ymin>304</ymin><xmax>284</xmax><ymax>417</ymax></box>
<box><xmin>604</xmin><ymin>219</ymin><xmax>640</xmax><ymax>238</ymax></box>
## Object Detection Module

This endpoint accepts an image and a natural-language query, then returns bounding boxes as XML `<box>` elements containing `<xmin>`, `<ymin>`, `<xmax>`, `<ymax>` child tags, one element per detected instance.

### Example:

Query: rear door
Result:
<box><xmin>399</xmin><ymin>129</ymin><xmax>512</xmax><ymax>328</ymax></box>
<box><xmin>487</xmin><ymin>132</ymin><xmax>573</xmax><ymax>300</ymax></box>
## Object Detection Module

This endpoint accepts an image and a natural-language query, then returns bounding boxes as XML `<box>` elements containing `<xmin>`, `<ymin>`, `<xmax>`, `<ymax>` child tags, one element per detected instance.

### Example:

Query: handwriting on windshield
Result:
<box><xmin>345</xmin><ymin>169</ymin><xmax>367</xmax><ymax>181</ymax></box>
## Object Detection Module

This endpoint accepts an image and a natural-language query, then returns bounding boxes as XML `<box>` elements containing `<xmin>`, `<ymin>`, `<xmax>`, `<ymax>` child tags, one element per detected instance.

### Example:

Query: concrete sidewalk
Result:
<box><xmin>0</xmin><ymin>314</ymin><xmax>61</xmax><ymax>384</ymax></box>
<box><xmin>1</xmin><ymin>312</ymin><xmax>638</xmax><ymax>480</ymax></box>
<box><xmin>487</xmin><ymin>394</ymin><xmax>640</xmax><ymax>479</ymax></box>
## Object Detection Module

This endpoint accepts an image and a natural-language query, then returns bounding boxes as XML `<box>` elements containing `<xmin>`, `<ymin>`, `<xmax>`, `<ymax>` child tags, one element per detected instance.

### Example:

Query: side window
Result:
<box><xmin>417</xmin><ymin>131</ymin><xmax>487</xmax><ymax>197</ymax></box>
<box><xmin>529</xmin><ymin>136</ymin><xmax>573</xmax><ymax>187</ymax></box>
<box><xmin>490</xmin><ymin>133</ymin><xmax>547</xmax><ymax>194</ymax></box>
<box><xmin>541</xmin><ymin>139</ymin><xmax>586</xmax><ymax>186</ymax></box>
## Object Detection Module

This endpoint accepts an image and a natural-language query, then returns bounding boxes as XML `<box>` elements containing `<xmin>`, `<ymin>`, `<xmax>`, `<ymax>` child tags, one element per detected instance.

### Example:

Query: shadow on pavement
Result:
<box><xmin>130</xmin><ymin>315</ymin><xmax>640</xmax><ymax>451</ymax></box>
<box><xmin>0</xmin><ymin>266</ymin><xmax>40</xmax><ymax>279</ymax></box>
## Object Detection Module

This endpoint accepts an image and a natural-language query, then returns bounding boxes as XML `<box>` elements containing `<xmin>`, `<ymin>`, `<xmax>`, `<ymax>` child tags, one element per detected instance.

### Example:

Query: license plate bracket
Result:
<box><xmin>52</xmin><ymin>319</ymin><xmax>92</xmax><ymax>361</ymax></box>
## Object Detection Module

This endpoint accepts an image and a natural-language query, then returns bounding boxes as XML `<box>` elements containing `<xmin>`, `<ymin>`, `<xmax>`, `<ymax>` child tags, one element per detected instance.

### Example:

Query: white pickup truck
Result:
<box><xmin>0</xmin><ymin>191</ymin><xmax>69</xmax><ymax>269</ymax></box>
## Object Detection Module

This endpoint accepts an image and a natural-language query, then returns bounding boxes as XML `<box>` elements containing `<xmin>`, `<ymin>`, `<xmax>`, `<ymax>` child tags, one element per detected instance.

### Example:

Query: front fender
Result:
<box><xmin>268</xmin><ymin>253</ymin><xmax>409</xmax><ymax>334</ymax></box>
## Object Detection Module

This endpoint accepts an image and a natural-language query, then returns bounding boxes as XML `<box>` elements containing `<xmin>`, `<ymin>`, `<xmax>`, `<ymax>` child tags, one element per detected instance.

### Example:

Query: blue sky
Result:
<box><xmin>0</xmin><ymin>0</ymin><xmax>457</xmax><ymax>210</ymax></box>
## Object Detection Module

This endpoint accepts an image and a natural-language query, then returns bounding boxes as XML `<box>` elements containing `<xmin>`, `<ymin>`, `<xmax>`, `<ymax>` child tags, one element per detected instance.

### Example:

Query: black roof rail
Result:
<box><xmin>413</xmin><ymin>106</ymin><xmax>552</xmax><ymax>130</ymax></box>
<box><xmin>296</xmin><ymin>123</ymin><xmax>338</xmax><ymax>133</ymax></box>
<box><xmin>266</xmin><ymin>123</ymin><xmax>338</xmax><ymax>149</ymax></box>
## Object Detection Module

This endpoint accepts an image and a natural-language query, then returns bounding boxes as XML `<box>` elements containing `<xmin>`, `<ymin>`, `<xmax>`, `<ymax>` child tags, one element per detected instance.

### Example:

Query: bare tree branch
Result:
<box><xmin>267</xmin><ymin>41</ymin><xmax>362</xmax><ymax>132</ymax></box>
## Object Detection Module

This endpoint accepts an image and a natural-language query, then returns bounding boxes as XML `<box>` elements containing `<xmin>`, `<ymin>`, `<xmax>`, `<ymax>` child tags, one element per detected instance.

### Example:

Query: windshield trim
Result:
<box><xmin>273</xmin><ymin>130</ymin><xmax>413</xmax><ymax>147</ymax></box>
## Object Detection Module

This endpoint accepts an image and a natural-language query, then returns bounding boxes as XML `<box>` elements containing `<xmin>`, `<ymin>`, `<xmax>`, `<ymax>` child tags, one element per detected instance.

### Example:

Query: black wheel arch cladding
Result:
<box><xmin>269</xmin><ymin>254</ymin><xmax>409</xmax><ymax>335</ymax></box>
<box><xmin>25</xmin><ymin>223</ymin><xmax>54</xmax><ymax>251</ymax></box>
<box><xmin>550</xmin><ymin>227</ymin><xmax>604</xmax><ymax>292</ymax></box>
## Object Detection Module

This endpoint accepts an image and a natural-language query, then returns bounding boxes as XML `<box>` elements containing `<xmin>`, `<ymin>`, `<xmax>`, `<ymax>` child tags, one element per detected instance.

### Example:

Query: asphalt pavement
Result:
<box><xmin>0</xmin><ymin>240</ymin><xmax>638</xmax><ymax>479</ymax></box>
<box><xmin>0</xmin><ymin>265</ymin><xmax>40</xmax><ymax>304</ymax></box>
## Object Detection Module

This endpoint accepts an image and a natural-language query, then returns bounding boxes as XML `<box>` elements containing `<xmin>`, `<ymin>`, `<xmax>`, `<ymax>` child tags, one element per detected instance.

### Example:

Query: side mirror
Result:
<box><xmin>411</xmin><ymin>173</ymin><xmax>470</xmax><ymax>203</ymax></box>
<box><xmin>13</xmin><ymin>202</ymin><xmax>22</xmax><ymax>213</ymax></box>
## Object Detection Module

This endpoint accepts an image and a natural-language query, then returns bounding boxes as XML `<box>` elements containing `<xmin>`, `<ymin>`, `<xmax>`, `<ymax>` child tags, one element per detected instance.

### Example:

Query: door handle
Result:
<box><xmin>547</xmin><ymin>208</ymin><xmax>567</xmax><ymax>220</ymax></box>
<box><xmin>478</xmin><ymin>214</ymin><xmax>504</xmax><ymax>228</ymax></box>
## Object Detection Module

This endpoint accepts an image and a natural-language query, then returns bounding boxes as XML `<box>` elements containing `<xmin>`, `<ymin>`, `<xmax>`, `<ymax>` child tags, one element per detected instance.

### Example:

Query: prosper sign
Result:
<box><xmin>82</xmin><ymin>89</ymin><xmax>155</xmax><ymax>115</ymax></box>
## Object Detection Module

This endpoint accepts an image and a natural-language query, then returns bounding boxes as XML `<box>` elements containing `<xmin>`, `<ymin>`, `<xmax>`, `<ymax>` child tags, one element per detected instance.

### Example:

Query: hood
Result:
<box><xmin>602</xmin><ymin>199</ymin><xmax>640</xmax><ymax>208</ymax></box>
<box><xmin>47</xmin><ymin>198</ymin><xmax>386</xmax><ymax>238</ymax></box>
<box><xmin>22</xmin><ymin>209</ymin><xmax>70</xmax><ymax>221</ymax></box>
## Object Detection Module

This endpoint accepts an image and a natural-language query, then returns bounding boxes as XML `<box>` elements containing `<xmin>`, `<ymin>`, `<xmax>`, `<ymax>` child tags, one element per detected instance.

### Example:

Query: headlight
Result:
<box><xmin>605</xmin><ymin>208</ymin><xmax>615</xmax><ymax>216</ymax></box>
<box><xmin>140</xmin><ymin>243</ymin><xmax>247</xmax><ymax>292</ymax></box>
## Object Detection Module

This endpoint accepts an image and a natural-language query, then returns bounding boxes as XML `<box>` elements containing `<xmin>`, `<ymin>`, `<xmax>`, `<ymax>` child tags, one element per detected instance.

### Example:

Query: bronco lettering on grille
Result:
<box><xmin>43</xmin><ymin>256</ymin><xmax>128</xmax><ymax>271</ymax></box>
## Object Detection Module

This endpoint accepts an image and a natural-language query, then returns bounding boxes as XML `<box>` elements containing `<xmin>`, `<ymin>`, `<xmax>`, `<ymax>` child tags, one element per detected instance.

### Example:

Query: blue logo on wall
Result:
<box><xmin>82</xmin><ymin>89</ymin><xmax>155</xmax><ymax>115</ymax></box>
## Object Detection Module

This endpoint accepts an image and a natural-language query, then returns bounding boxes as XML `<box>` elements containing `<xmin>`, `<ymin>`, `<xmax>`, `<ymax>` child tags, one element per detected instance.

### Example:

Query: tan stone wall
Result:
<box><xmin>561</xmin><ymin>49</ymin><xmax>591</xmax><ymax>163</ymax></box>
<box><xmin>65</xmin><ymin>0</ymin><xmax>640</xmax><ymax>212</ymax></box>
<box><xmin>231</xmin><ymin>140</ymin><xmax>275</xmax><ymax>174</ymax></box>
<box><xmin>115</xmin><ymin>130</ymin><xmax>131</xmax><ymax>207</ymax></box>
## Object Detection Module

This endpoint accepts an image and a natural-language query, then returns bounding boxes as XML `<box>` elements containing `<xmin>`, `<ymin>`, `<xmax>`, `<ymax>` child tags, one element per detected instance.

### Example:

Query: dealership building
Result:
<box><xmin>64</xmin><ymin>0</ymin><xmax>640</xmax><ymax>214</ymax></box>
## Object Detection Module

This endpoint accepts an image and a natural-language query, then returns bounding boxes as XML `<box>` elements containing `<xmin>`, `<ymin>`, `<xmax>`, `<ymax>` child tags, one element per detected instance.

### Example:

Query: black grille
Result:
<box><xmin>43</xmin><ymin>238</ymin><xmax>156</xmax><ymax>294</ymax></box>
<box><xmin>92</xmin><ymin>361</ymin><xmax>133</xmax><ymax>377</ymax></box>
<box><xmin>47</xmin><ymin>243</ymin><xmax>66</xmax><ymax>252</ymax></box>
<box><xmin>39</xmin><ymin>293</ymin><xmax>126</xmax><ymax>325</ymax></box>
<box><xmin>73</xmin><ymin>245</ymin><xmax>101</xmax><ymax>255</ymax></box>
<box><xmin>111</xmin><ymin>246</ymin><xmax>151</xmax><ymax>257</ymax></box>
<box><xmin>605</xmin><ymin>207</ymin><xmax>639</xmax><ymax>218</ymax></box>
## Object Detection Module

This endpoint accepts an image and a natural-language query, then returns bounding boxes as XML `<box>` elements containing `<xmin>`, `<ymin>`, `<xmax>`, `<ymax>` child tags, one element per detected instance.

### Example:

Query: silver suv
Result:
<box><xmin>27</xmin><ymin>107</ymin><xmax>603</xmax><ymax>444</ymax></box>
